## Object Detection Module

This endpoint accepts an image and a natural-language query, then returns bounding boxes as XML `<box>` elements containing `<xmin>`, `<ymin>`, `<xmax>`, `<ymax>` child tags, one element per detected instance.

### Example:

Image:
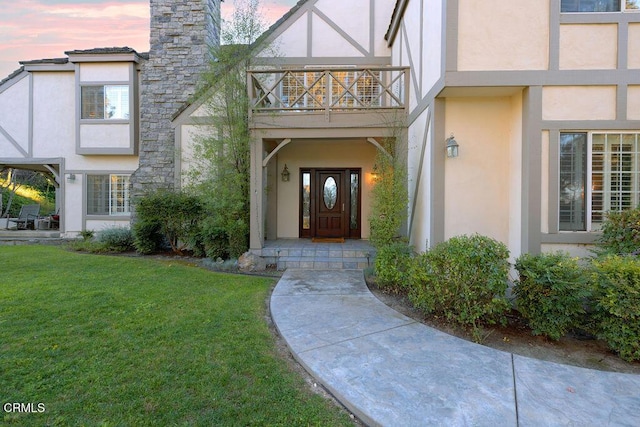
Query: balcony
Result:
<box><xmin>248</xmin><ymin>67</ymin><xmax>409</xmax><ymax>130</ymax></box>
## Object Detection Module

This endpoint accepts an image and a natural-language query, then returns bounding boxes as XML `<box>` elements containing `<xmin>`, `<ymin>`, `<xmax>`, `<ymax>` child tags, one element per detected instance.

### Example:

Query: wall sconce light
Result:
<box><xmin>371</xmin><ymin>164</ymin><xmax>380</xmax><ymax>181</ymax></box>
<box><xmin>66</xmin><ymin>173</ymin><xmax>76</xmax><ymax>182</ymax></box>
<box><xmin>281</xmin><ymin>164</ymin><xmax>290</xmax><ymax>182</ymax></box>
<box><xmin>446</xmin><ymin>134</ymin><xmax>459</xmax><ymax>158</ymax></box>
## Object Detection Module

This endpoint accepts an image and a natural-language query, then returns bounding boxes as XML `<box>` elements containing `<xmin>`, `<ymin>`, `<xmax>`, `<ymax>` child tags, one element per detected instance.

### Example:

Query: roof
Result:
<box><xmin>64</xmin><ymin>47</ymin><xmax>140</xmax><ymax>56</ymax></box>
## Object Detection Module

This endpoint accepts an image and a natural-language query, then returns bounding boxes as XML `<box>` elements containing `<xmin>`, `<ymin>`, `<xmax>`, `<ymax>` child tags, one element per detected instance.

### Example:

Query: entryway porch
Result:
<box><xmin>258</xmin><ymin>238</ymin><xmax>376</xmax><ymax>270</ymax></box>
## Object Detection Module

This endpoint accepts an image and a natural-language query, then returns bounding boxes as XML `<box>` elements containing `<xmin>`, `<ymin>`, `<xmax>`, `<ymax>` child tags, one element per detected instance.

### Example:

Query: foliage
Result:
<box><xmin>514</xmin><ymin>252</ymin><xmax>591</xmax><ymax>340</ymax></box>
<box><xmin>595</xmin><ymin>207</ymin><xmax>640</xmax><ymax>256</ymax></box>
<box><xmin>374</xmin><ymin>240</ymin><xmax>413</xmax><ymax>294</ymax></box>
<box><xmin>1</xmin><ymin>169</ymin><xmax>56</xmax><ymax>218</ymax></box>
<box><xmin>78</xmin><ymin>229</ymin><xmax>95</xmax><ymax>241</ymax></box>
<box><xmin>591</xmin><ymin>255</ymin><xmax>640</xmax><ymax>361</ymax></box>
<box><xmin>185</xmin><ymin>1</ymin><xmax>269</xmax><ymax>260</ymax></box>
<box><xmin>132</xmin><ymin>220</ymin><xmax>165</xmax><ymax>255</ymax></box>
<box><xmin>96</xmin><ymin>227</ymin><xmax>135</xmax><ymax>252</ymax></box>
<box><xmin>369</xmin><ymin>137</ymin><xmax>408</xmax><ymax>247</ymax></box>
<box><xmin>133</xmin><ymin>190</ymin><xmax>203</xmax><ymax>254</ymax></box>
<box><xmin>0</xmin><ymin>245</ymin><xmax>354</xmax><ymax>426</ymax></box>
<box><xmin>407</xmin><ymin>234</ymin><xmax>511</xmax><ymax>341</ymax></box>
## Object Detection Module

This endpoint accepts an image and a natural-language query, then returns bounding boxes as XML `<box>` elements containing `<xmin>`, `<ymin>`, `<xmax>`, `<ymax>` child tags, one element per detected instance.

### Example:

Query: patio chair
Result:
<box><xmin>14</xmin><ymin>204</ymin><xmax>40</xmax><ymax>230</ymax></box>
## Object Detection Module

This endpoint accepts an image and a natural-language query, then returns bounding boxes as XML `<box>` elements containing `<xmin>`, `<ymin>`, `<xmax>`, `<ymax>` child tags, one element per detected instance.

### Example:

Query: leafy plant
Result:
<box><xmin>595</xmin><ymin>207</ymin><xmax>640</xmax><ymax>256</ymax></box>
<box><xmin>374</xmin><ymin>240</ymin><xmax>413</xmax><ymax>294</ymax></box>
<box><xmin>133</xmin><ymin>190</ymin><xmax>203</xmax><ymax>254</ymax></box>
<box><xmin>408</xmin><ymin>234</ymin><xmax>510</xmax><ymax>341</ymax></box>
<box><xmin>591</xmin><ymin>255</ymin><xmax>640</xmax><ymax>361</ymax></box>
<box><xmin>96</xmin><ymin>227</ymin><xmax>135</xmax><ymax>253</ymax></box>
<box><xmin>78</xmin><ymin>229</ymin><xmax>95</xmax><ymax>241</ymax></box>
<box><xmin>514</xmin><ymin>252</ymin><xmax>591</xmax><ymax>340</ymax></box>
<box><xmin>368</xmin><ymin>137</ymin><xmax>408</xmax><ymax>248</ymax></box>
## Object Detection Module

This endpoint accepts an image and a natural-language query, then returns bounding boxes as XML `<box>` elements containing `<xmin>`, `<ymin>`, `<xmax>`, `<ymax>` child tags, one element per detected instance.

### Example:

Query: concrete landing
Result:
<box><xmin>270</xmin><ymin>269</ymin><xmax>640</xmax><ymax>426</ymax></box>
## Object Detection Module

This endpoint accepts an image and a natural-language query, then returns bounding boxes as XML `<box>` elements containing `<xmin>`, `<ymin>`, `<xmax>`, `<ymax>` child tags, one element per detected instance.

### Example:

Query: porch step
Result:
<box><xmin>257</xmin><ymin>240</ymin><xmax>376</xmax><ymax>270</ymax></box>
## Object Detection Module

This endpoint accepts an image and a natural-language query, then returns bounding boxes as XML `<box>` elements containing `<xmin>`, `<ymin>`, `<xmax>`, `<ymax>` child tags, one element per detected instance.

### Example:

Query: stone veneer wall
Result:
<box><xmin>132</xmin><ymin>0</ymin><xmax>221</xmax><ymax>195</ymax></box>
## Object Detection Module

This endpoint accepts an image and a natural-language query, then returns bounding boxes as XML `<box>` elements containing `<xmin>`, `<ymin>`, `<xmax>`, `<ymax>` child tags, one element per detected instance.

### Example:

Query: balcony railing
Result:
<box><xmin>248</xmin><ymin>67</ymin><xmax>409</xmax><ymax>115</ymax></box>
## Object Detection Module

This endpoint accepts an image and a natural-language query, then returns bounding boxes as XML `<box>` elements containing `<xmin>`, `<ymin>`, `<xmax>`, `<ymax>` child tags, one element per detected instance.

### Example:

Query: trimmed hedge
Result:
<box><xmin>514</xmin><ymin>252</ymin><xmax>591</xmax><ymax>340</ymax></box>
<box><xmin>591</xmin><ymin>255</ymin><xmax>640</xmax><ymax>361</ymax></box>
<box><xmin>408</xmin><ymin>234</ymin><xmax>510</xmax><ymax>341</ymax></box>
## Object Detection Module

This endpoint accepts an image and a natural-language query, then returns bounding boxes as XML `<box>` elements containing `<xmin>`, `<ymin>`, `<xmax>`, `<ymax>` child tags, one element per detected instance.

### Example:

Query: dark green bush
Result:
<box><xmin>133</xmin><ymin>190</ymin><xmax>203</xmax><ymax>254</ymax></box>
<box><xmin>514</xmin><ymin>252</ymin><xmax>591</xmax><ymax>340</ymax></box>
<box><xmin>408</xmin><ymin>234</ymin><xmax>510</xmax><ymax>341</ymax></box>
<box><xmin>596</xmin><ymin>207</ymin><xmax>640</xmax><ymax>256</ymax></box>
<box><xmin>374</xmin><ymin>241</ymin><xmax>413</xmax><ymax>294</ymax></box>
<box><xmin>96</xmin><ymin>227</ymin><xmax>135</xmax><ymax>253</ymax></box>
<box><xmin>591</xmin><ymin>255</ymin><xmax>640</xmax><ymax>361</ymax></box>
<box><xmin>132</xmin><ymin>220</ymin><xmax>165</xmax><ymax>254</ymax></box>
<box><xmin>198</xmin><ymin>219</ymin><xmax>229</xmax><ymax>260</ymax></box>
<box><xmin>227</xmin><ymin>219</ymin><xmax>249</xmax><ymax>259</ymax></box>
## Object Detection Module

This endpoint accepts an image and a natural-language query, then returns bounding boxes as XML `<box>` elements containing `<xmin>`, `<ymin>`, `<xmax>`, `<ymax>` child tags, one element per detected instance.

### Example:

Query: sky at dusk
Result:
<box><xmin>0</xmin><ymin>0</ymin><xmax>298</xmax><ymax>78</ymax></box>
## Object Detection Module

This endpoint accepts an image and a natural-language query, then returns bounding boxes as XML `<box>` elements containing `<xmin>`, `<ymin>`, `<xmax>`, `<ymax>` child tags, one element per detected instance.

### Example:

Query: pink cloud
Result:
<box><xmin>0</xmin><ymin>0</ymin><xmax>297</xmax><ymax>78</ymax></box>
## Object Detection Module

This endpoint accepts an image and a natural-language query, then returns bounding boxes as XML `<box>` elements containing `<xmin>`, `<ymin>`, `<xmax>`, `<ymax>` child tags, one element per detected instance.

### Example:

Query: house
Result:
<box><xmin>3</xmin><ymin>0</ymin><xmax>640</xmax><ymax>262</ymax></box>
<box><xmin>0</xmin><ymin>48</ymin><xmax>144</xmax><ymax>234</ymax></box>
<box><xmin>0</xmin><ymin>0</ymin><xmax>220</xmax><ymax>235</ymax></box>
<box><xmin>175</xmin><ymin>0</ymin><xmax>640</xmax><ymax>260</ymax></box>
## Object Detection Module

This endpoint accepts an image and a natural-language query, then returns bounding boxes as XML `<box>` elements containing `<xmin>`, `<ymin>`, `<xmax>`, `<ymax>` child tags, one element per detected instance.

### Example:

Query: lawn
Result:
<box><xmin>0</xmin><ymin>246</ymin><xmax>353</xmax><ymax>426</ymax></box>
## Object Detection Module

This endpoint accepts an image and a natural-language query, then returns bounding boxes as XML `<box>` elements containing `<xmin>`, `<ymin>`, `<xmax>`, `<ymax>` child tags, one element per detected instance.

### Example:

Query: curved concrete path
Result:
<box><xmin>270</xmin><ymin>269</ymin><xmax>640</xmax><ymax>426</ymax></box>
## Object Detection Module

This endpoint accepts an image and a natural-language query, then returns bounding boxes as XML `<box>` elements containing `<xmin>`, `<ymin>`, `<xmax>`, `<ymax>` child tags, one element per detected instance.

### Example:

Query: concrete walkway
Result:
<box><xmin>270</xmin><ymin>269</ymin><xmax>640</xmax><ymax>426</ymax></box>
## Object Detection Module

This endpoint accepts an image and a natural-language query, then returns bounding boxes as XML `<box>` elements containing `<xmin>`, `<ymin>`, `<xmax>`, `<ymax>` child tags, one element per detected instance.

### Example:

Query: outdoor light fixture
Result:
<box><xmin>371</xmin><ymin>164</ymin><xmax>379</xmax><ymax>181</ymax></box>
<box><xmin>66</xmin><ymin>173</ymin><xmax>76</xmax><ymax>182</ymax></box>
<box><xmin>446</xmin><ymin>134</ymin><xmax>459</xmax><ymax>158</ymax></box>
<box><xmin>281</xmin><ymin>164</ymin><xmax>290</xmax><ymax>182</ymax></box>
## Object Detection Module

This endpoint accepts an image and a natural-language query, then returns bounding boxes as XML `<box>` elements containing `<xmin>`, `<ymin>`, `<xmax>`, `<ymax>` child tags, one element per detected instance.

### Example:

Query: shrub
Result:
<box><xmin>595</xmin><ymin>207</ymin><xmax>640</xmax><ymax>256</ymax></box>
<box><xmin>374</xmin><ymin>240</ymin><xmax>413</xmax><ymax>294</ymax></box>
<box><xmin>198</xmin><ymin>218</ymin><xmax>229</xmax><ymax>260</ymax></box>
<box><xmin>591</xmin><ymin>255</ymin><xmax>640</xmax><ymax>361</ymax></box>
<box><xmin>132</xmin><ymin>220</ymin><xmax>165</xmax><ymax>255</ymax></box>
<box><xmin>96</xmin><ymin>227</ymin><xmax>135</xmax><ymax>253</ymax></box>
<box><xmin>408</xmin><ymin>234</ymin><xmax>510</xmax><ymax>341</ymax></box>
<box><xmin>227</xmin><ymin>219</ymin><xmax>249</xmax><ymax>259</ymax></box>
<box><xmin>79</xmin><ymin>229</ymin><xmax>95</xmax><ymax>241</ymax></box>
<box><xmin>133</xmin><ymin>190</ymin><xmax>203</xmax><ymax>254</ymax></box>
<box><xmin>514</xmin><ymin>252</ymin><xmax>591</xmax><ymax>340</ymax></box>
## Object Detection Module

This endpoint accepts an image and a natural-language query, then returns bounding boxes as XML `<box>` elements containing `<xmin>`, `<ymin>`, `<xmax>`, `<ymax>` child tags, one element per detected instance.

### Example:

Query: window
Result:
<box><xmin>561</xmin><ymin>0</ymin><xmax>639</xmax><ymax>11</ymax></box>
<box><xmin>559</xmin><ymin>132</ymin><xmax>640</xmax><ymax>231</ymax></box>
<box><xmin>81</xmin><ymin>85</ymin><xmax>130</xmax><ymax>119</ymax></box>
<box><xmin>280</xmin><ymin>70</ymin><xmax>381</xmax><ymax>109</ymax></box>
<box><xmin>87</xmin><ymin>174</ymin><xmax>130</xmax><ymax>215</ymax></box>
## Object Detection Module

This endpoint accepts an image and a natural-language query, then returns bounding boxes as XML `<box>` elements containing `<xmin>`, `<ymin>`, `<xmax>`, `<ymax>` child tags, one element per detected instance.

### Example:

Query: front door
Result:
<box><xmin>300</xmin><ymin>168</ymin><xmax>361</xmax><ymax>239</ymax></box>
<box><xmin>316</xmin><ymin>170</ymin><xmax>345</xmax><ymax>237</ymax></box>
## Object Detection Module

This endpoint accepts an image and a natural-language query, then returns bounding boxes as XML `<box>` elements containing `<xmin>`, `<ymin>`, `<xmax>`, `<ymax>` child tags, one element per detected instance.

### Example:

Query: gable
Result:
<box><xmin>256</xmin><ymin>0</ymin><xmax>393</xmax><ymax>63</ymax></box>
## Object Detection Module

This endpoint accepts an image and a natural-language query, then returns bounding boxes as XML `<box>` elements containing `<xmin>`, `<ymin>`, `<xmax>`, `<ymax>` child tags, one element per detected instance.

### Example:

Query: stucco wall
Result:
<box><xmin>273</xmin><ymin>139</ymin><xmax>377</xmax><ymax>239</ymax></box>
<box><xmin>79</xmin><ymin>63</ymin><xmax>130</xmax><ymax>82</ymax></box>
<box><xmin>628</xmin><ymin>23</ymin><xmax>640</xmax><ymax>69</ymax></box>
<box><xmin>629</xmin><ymin>85</ymin><xmax>640</xmax><ymax>120</ymax></box>
<box><xmin>559</xmin><ymin>24</ymin><xmax>618</xmax><ymax>70</ymax></box>
<box><xmin>443</xmin><ymin>97</ymin><xmax>515</xmax><ymax>244</ymax></box>
<box><xmin>407</xmin><ymin>107</ymin><xmax>432</xmax><ymax>253</ymax></box>
<box><xmin>262</xmin><ymin>0</ymin><xmax>393</xmax><ymax>61</ymax></box>
<box><xmin>0</xmin><ymin>75</ymin><xmax>29</xmax><ymax>156</ymax></box>
<box><xmin>542</xmin><ymin>86</ymin><xmax>617</xmax><ymax>120</ymax></box>
<box><xmin>32</xmin><ymin>73</ymin><xmax>75</xmax><ymax>158</ymax></box>
<box><xmin>457</xmin><ymin>0</ymin><xmax>549</xmax><ymax>71</ymax></box>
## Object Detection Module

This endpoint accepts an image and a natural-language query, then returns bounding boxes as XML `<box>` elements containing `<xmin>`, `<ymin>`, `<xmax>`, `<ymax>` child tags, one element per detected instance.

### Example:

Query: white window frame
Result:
<box><xmin>81</xmin><ymin>85</ymin><xmax>130</xmax><ymax>120</ymax></box>
<box><xmin>561</xmin><ymin>0</ymin><xmax>640</xmax><ymax>12</ymax></box>
<box><xmin>87</xmin><ymin>174</ymin><xmax>131</xmax><ymax>216</ymax></box>
<box><xmin>559</xmin><ymin>131</ymin><xmax>640</xmax><ymax>232</ymax></box>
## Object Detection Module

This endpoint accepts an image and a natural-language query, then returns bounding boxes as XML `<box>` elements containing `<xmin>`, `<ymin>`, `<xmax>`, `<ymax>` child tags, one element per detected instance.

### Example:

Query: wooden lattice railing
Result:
<box><xmin>248</xmin><ymin>67</ymin><xmax>409</xmax><ymax>114</ymax></box>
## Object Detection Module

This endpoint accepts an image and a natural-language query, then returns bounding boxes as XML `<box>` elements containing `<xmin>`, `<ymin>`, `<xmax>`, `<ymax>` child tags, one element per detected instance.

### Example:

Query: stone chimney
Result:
<box><xmin>132</xmin><ymin>0</ymin><xmax>221</xmax><ymax>194</ymax></box>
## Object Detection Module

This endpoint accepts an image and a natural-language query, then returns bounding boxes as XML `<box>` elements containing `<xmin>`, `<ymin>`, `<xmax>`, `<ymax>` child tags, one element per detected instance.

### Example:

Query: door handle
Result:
<box><xmin>342</xmin><ymin>203</ymin><xmax>345</xmax><ymax>212</ymax></box>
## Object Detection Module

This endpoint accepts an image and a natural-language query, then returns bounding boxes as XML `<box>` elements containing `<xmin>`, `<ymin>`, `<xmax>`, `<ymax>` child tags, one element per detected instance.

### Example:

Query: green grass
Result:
<box><xmin>0</xmin><ymin>246</ymin><xmax>353</xmax><ymax>426</ymax></box>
